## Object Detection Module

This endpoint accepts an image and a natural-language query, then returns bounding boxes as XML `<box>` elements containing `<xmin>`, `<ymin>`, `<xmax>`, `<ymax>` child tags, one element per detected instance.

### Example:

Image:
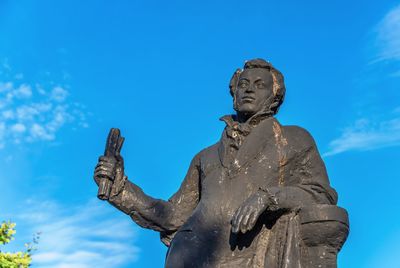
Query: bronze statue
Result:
<box><xmin>94</xmin><ymin>59</ymin><xmax>349</xmax><ymax>267</ymax></box>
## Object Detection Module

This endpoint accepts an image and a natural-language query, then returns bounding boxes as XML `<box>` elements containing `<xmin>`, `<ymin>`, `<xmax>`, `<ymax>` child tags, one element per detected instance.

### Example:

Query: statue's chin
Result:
<box><xmin>236</xmin><ymin>104</ymin><xmax>258</xmax><ymax>115</ymax></box>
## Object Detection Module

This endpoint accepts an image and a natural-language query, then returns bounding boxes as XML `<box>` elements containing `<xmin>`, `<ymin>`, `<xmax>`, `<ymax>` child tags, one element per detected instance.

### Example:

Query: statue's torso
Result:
<box><xmin>167</xmin><ymin>118</ymin><xmax>291</xmax><ymax>267</ymax></box>
<box><xmin>164</xmin><ymin>117</ymin><xmax>347</xmax><ymax>268</ymax></box>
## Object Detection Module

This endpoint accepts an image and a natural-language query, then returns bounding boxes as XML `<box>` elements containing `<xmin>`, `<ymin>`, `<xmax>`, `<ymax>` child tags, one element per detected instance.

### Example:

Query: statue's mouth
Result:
<box><xmin>242</xmin><ymin>96</ymin><xmax>255</xmax><ymax>102</ymax></box>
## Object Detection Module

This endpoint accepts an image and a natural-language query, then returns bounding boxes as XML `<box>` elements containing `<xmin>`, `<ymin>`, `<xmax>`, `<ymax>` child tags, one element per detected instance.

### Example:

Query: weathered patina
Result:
<box><xmin>94</xmin><ymin>59</ymin><xmax>349</xmax><ymax>267</ymax></box>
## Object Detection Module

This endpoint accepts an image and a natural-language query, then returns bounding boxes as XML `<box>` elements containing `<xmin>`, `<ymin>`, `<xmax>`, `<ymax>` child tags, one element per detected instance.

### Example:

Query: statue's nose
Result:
<box><xmin>245</xmin><ymin>84</ymin><xmax>255</xmax><ymax>93</ymax></box>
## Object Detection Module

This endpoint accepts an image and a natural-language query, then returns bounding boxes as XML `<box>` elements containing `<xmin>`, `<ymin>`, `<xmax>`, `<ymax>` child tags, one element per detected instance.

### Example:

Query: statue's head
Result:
<box><xmin>229</xmin><ymin>59</ymin><xmax>285</xmax><ymax>118</ymax></box>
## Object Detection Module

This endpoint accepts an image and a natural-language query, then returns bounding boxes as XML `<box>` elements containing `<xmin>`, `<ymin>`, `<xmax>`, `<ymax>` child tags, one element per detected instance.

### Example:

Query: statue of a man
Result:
<box><xmin>94</xmin><ymin>59</ymin><xmax>349</xmax><ymax>267</ymax></box>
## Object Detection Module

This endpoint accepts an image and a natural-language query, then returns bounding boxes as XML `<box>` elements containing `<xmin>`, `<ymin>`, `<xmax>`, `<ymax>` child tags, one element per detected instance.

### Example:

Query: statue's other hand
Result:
<box><xmin>231</xmin><ymin>191</ymin><xmax>269</xmax><ymax>234</ymax></box>
<box><xmin>94</xmin><ymin>156</ymin><xmax>118</xmax><ymax>186</ymax></box>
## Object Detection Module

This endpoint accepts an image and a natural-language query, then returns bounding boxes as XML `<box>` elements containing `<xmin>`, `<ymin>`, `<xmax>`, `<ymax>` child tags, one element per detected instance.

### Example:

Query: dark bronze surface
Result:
<box><xmin>94</xmin><ymin>59</ymin><xmax>349</xmax><ymax>267</ymax></box>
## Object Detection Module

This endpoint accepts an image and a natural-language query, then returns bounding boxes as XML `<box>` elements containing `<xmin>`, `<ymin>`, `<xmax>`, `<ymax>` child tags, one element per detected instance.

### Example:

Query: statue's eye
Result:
<box><xmin>255</xmin><ymin>81</ymin><xmax>266</xmax><ymax>89</ymax></box>
<box><xmin>238</xmin><ymin>81</ymin><xmax>249</xmax><ymax>89</ymax></box>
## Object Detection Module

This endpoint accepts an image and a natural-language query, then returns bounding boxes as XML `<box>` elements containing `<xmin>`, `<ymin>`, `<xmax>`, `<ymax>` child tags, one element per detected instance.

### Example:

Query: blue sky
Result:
<box><xmin>0</xmin><ymin>0</ymin><xmax>399</xmax><ymax>267</ymax></box>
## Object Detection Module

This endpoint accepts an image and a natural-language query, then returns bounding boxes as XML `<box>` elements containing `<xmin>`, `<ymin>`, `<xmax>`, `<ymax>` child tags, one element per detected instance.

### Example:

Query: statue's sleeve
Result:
<box><xmin>265</xmin><ymin>126</ymin><xmax>338</xmax><ymax>212</ymax></box>
<box><xmin>108</xmin><ymin>154</ymin><xmax>201</xmax><ymax>234</ymax></box>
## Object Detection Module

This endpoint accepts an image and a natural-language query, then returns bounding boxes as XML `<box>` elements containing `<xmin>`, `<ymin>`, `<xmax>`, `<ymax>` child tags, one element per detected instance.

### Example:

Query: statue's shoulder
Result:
<box><xmin>281</xmin><ymin>124</ymin><xmax>317</xmax><ymax>149</ymax></box>
<box><xmin>198</xmin><ymin>142</ymin><xmax>219</xmax><ymax>158</ymax></box>
<box><xmin>194</xmin><ymin>142</ymin><xmax>220</xmax><ymax>167</ymax></box>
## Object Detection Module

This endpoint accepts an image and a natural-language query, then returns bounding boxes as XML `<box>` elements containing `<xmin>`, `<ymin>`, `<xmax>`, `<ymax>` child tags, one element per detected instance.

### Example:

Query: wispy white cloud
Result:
<box><xmin>17</xmin><ymin>199</ymin><xmax>140</xmax><ymax>268</ymax></box>
<box><xmin>373</xmin><ymin>4</ymin><xmax>400</xmax><ymax>62</ymax></box>
<box><xmin>0</xmin><ymin>63</ymin><xmax>89</xmax><ymax>148</ymax></box>
<box><xmin>324</xmin><ymin>112</ymin><xmax>400</xmax><ymax>156</ymax></box>
<box><xmin>10</xmin><ymin>123</ymin><xmax>26</xmax><ymax>133</ymax></box>
<box><xmin>326</xmin><ymin>6</ymin><xmax>400</xmax><ymax>157</ymax></box>
<box><xmin>51</xmin><ymin>86</ymin><xmax>69</xmax><ymax>102</ymax></box>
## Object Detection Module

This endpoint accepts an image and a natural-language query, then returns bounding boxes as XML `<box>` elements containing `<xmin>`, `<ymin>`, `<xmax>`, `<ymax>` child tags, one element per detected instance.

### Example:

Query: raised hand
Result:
<box><xmin>94</xmin><ymin>128</ymin><xmax>125</xmax><ymax>200</ymax></box>
<box><xmin>94</xmin><ymin>156</ymin><xmax>118</xmax><ymax>185</ymax></box>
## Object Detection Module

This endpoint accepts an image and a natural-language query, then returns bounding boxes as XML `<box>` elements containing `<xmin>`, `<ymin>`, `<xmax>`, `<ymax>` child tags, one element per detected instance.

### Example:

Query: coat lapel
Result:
<box><xmin>218</xmin><ymin>117</ymin><xmax>278</xmax><ymax>175</ymax></box>
<box><xmin>233</xmin><ymin>117</ymin><xmax>276</xmax><ymax>172</ymax></box>
<box><xmin>218</xmin><ymin>130</ymin><xmax>231</xmax><ymax>168</ymax></box>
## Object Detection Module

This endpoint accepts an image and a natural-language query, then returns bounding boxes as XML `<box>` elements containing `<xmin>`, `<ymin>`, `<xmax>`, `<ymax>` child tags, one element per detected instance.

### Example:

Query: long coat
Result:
<box><xmin>110</xmin><ymin>116</ymin><xmax>343</xmax><ymax>267</ymax></box>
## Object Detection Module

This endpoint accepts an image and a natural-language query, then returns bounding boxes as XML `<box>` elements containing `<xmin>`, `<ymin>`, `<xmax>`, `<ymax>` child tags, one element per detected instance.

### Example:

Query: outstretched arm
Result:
<box><xmin>94</xmin><ymin>153</ymin><xmax>201</xmax><ymax>234</ymax></box>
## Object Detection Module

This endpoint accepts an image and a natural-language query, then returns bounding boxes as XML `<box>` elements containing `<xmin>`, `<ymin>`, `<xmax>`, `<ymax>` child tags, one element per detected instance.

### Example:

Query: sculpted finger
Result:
<box><xmin>232</xmin><ymin>222</ymin><xmax>239</xmax><ymax>234</ymax></box>
<box><xmin>99</xmin><ymin>156</ymin><xmax>116</xmax><ymax>164</ymax></box>
<box><xmin>240</xmin><ymin>208</ymin><xmax>253</xmax><ymax>233</ymax></box>
<box><xmin>246</xmin><ymin>211</ymin><xmax>258</xmax><ymax>232</ymax></box>
<box><xmin>94</xmin><ymin>170</ymin><xmax>113</xmax><ymax>179</ymax></box>
<box><xmin>99</xmin><ymin>156</ymin><xmax>108</xmax><ymax>162</ymax></box>
<box><xmin>94</xmin><ymin>169</ymin><xmax>107</xmax><ymax>178</ymax></box>
<box><xmin>239</xmin><ymin>207</ymin><xmax>252</xmax><ymax>233</ymax></box>
<box><xmin>96</xmin><ymin>161</ymin><xmax>114</xmax><ymax>170</ymax></box>
<box><xmin>235</xmin><ymin>207</ymin><xmax>249</xmax><ymax>233</ymax></box>
<box><xmin>232</xmin><ymin>207</ymin><xmax>241</xmax><ymax>224</ymax></box>
<box><xmin>231</xmin><ymin>207</ymin><xmax>243</xmax><ymax>233</ymax></box>
<box><xmin>95</xmin><ymin>165</ymin><xmax>113</xmax><ymax>174</ymax></box>
<box><xmin>231</xmin><ymin>216</ymin><xmax>239</xmax><ymax>233</ymax></box>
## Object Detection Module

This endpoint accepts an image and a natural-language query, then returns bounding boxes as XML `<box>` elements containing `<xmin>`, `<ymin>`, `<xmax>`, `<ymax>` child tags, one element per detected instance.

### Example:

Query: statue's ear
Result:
<box><xmin>229</xmin><ymin>68</ymin><xmax>242</xmax><ymax>96</ymax></box>
<box><xmin>233</xmin><ymin>94</ymin><xmax>238</xmax><ymax>111</ymax></box>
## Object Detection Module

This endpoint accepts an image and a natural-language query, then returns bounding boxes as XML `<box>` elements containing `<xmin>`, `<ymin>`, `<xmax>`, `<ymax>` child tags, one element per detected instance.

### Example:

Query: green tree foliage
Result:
<box><xmin>0</xmin><ymin>221</ymin><xmax>36</xmax><ymax>268</ymax></box>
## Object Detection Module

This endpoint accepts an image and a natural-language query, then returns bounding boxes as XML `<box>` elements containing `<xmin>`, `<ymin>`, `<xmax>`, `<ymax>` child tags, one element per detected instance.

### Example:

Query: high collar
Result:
<box><xmin>219</xmin><ymin>110</ymin><xmax>271</xmax><ymax>129</ymax></box>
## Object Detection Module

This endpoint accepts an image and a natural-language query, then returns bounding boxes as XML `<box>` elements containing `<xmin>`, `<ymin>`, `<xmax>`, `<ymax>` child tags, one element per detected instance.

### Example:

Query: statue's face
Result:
<box><xmin>234</xmin><ymin>68</ymin><xmax>273</xmax><ymax>116</ymax></box>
